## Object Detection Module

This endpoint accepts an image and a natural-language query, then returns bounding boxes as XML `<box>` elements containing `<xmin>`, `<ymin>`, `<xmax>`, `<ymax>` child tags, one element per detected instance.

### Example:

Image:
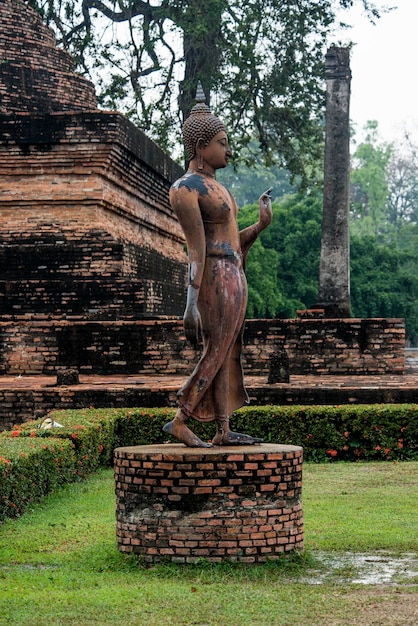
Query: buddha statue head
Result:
<box><xmin>182</xmin><ymin>83</ymin><xmax>226</xmax><ymax>161</ymax></box>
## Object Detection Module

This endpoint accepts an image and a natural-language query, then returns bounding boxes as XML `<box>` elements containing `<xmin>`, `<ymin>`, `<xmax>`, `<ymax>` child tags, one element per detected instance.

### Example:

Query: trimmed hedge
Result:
<box><xmin>229</xmin><ymin>404</ymin><xmax>418</xmax><ymax>462</ymax></box>
<box><xmin>111</xmin><ymin>404</ymin><xmax>418</xmax><ymax>462</ymax></box>
<box><xmin>0</xmin><ymin>437</ymin><xmax>75</xmax><ymax>521</ymax></box>
<box><xmin>0</xmin><ymin>404</ymin><xmax>417</xmax><ymax>522</ymax></box>
<box><xmin>15</xmin><ymin>408</ymin><xmax>119</xmax><ymax>478</ymax></box>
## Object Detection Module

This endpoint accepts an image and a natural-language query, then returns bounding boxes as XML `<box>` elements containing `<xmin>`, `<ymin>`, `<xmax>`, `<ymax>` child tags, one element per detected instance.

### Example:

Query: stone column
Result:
<box><xmin>317</xmin><ymin>47</ymin><xmax>351</xmax><ymax>317</ymax></box>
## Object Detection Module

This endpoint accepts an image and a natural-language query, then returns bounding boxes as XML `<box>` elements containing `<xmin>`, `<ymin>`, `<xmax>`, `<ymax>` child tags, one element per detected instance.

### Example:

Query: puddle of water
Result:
<box><xmin>303</xmin><ymin>552</ymin><xmax>418</xmax><ymax>585</ymax></box>
<box><xmin>2</xmin><ymin>553</ymin><xmax>418</xmax><ymax>586</ymax></box>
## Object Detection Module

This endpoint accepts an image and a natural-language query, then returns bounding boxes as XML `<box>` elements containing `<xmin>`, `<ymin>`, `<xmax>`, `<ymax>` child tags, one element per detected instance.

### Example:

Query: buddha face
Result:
<box><xmin>198</xmin><ymin>131</ymin><xmax>232</xmax><ymax>171</ymax></box>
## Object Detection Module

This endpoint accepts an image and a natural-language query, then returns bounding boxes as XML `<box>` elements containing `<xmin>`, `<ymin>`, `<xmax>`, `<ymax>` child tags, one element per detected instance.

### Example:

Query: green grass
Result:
<box><xmin>0</xmin><ymin>462</ymin><xmax>417</xmax><ymax>625</ymax></box>
<box><xmin>303</xmin><ymin>461</ymin><xmax>418</xmax><ymax>552</ymax></box>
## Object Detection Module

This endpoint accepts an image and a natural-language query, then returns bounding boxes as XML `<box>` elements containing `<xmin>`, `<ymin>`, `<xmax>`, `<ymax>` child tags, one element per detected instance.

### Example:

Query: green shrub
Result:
<box><xmin>227</xmin><ymin>404</ymin><xmax>418</xmax><ymax>462</ymax></box>
<box><xmin>111</xmin><ymin>404</ymin><xmax>418</xmax><ymax>462</ymax></box>
<box><xmin>17</xmin><ymin>408</ymin><xmax>120</xmax><ymax>478</ymax></box>
<box><xmin>115</xmin><ymin>407</ymin><xmax>176</xmax><ymax>447</ymax></box>
<box><xmin>0</xmin><ymin>437</ymin><xmax>75</xmax><ymax>521</ymax></box>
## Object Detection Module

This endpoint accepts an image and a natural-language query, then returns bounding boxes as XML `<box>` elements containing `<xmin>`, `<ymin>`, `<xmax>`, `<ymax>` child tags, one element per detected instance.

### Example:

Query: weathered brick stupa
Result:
<box><xmin>0</xmin><ymin>0</ymin><xmax>187</xmax><ymax>376</ymax></box>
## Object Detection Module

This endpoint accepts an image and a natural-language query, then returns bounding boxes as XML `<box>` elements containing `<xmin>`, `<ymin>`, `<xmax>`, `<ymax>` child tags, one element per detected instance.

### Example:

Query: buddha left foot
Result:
<box><xmin>212</xmin><ymin>429</ymin><xmax>263</xmax><ymax>446</ymax></box>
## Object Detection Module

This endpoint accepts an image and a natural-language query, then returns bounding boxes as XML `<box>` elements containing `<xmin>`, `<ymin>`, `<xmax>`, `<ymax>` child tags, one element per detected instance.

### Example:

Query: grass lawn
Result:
<box><xmin>0</xmin><ymin>461</ymin><xmax>417</xmax><ymax>625</ymax></box>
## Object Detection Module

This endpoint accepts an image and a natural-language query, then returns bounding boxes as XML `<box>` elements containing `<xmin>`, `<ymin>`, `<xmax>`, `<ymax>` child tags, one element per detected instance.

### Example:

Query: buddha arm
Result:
<box><xmin>239</xmin><ymin>189</ymin><xmax>272</xmax><ymax>260</ymax></box>
<box><xmin>170</xmin><ymin>185</ymin><xmax>205</xmax><ymax>345</ymax></box>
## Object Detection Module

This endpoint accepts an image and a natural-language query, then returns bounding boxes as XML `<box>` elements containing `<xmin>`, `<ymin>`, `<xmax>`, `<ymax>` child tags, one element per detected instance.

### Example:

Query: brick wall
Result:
<box><xmin>0</xmin><ymin>111</ymin><xmax>184</xmax><ymax>259</ymax></box>
<box><xmin>0</xmin><ymin>318</ymin><xmax>404</xmax><ymax>377</ymax></box>
<box><xmin>244</xmin><ymin>317</ymin><xmax>405</xmax><ymax>375</ymax></box>
<box><xmin>0</xmin><ymin>386</ymin><xmax>180</xmax><ymax>434</ymax></box>
<box><xmin>0</xmin><ymin>111</ymin><xmax>187</xmax><ymax>318</ymax></box>
<box><xmin>0</xmin><ymin>316</ymin><xmax>407</xmax><ymax>431</ymax></box>
<box><xmin>0</xmin><ymin>0</ymin><xmax>97</xmax><ymax>112</ymax></box>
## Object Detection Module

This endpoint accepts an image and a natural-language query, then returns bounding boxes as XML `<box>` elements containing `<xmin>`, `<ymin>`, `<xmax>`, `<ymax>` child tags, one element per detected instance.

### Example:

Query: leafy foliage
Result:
<box><xmin>348</xmin><ymin>122</ymin><xmax>418</xmax><ymax>342</ymax></box>
<box><xmin>239</xmin><ymin>192</ymin><xmax>322</xmax><ymax>318</ymax></box>
<box><xmin>350</xmin><ymin>121</ymin><xmax>418</xmax><ymax>237</ymax></box>
<box><xmin>17</xmin><ymin>408</ymin><xmax>119</xmax><ymax>477</ymax></box>
<box><xmin>28</xmin><ymin>0</ymin><xmax>381</xmax><ymax>181</ymax></box>
<box><xmin>230</xmin><ymin>122</ymin><xmax>418</xmax><ymax>342</ymax></box>
<box><xmin>218</xmin><ymin>151</ymin><xmax>296</xmax><ymax>207</ymax></box>
<box><xmin>0</xmin><ymin>437</ymin><xmax>75</xmax><ymax>520</ymax></box>
<box><xmin>350</xmin><ymin>235</ymin><xmax>418</xmax><ymax>342</ymax></box>
<box><xmin>350</xmin><ymin>121</ymin><xmax>392</xmax><ymax>238</ymax></box>
<box><xmin>387</xmin><ymin>142</ymin><xmax>418</xmax><ymax>226</ymax></box>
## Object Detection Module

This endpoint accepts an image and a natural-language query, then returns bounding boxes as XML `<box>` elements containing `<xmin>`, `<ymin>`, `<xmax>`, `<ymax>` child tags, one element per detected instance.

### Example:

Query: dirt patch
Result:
<box><xmin>324</xmin><ymin>589</ymin><xmax>418</xmax><ymax>626</ymax></box>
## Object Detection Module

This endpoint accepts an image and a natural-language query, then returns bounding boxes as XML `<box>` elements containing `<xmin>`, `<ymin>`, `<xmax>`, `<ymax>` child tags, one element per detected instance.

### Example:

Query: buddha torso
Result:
<box><xmin>174</xmin><ymin>171</ymin><xmax>241</xmax><ymax>258</ymax></box>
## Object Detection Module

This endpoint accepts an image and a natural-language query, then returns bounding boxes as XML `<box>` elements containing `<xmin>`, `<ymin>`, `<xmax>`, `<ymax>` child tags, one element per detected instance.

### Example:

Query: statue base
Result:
<box><xmin>114</xmin><ymin>443</ymin><xmax>303</xmax><ymax>564</ymax></box>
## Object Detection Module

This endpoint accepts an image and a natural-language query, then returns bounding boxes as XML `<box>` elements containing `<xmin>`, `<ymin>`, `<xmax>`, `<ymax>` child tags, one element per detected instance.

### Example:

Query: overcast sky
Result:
<box><xmin>337</xmin><ymin>0</ymin><xmax>418</xmax><ymax>144</ymax></box>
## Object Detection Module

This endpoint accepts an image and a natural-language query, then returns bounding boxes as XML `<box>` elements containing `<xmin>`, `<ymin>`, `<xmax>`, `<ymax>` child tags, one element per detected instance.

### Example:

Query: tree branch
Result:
<box><xmin>82</xmin><ymin>0</ymin><xmax>154</xmax><ymax>23</ymax></box>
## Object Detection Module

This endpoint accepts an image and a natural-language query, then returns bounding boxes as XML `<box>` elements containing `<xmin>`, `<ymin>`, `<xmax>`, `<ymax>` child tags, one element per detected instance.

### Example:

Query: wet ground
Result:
<box><xmin>304</xmin><ymin>552</ymin><xmax>418</xmax><ymax>585</ymax></box>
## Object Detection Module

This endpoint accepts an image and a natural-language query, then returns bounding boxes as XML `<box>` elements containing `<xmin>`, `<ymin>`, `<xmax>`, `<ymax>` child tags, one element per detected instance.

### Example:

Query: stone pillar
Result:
<box><xmin>316</xmin><ymin>47</ymin><xmax>351</xmax><ymax>317</ymax></box>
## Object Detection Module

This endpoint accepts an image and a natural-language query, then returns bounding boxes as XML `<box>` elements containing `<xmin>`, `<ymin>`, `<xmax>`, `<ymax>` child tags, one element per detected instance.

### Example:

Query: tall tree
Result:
<box><xmin>350</xmin><ymin>120</ymin><xmax>393</xmax><ymax>239</ymax></box>
<box><xmin>218</xmin><ymin>145</ymin><xmax>295</xmax><ymax>207</ymax></box>
<box><xmin>238</xmin><ymin>191</ymin><xmax>323</xmax><ymax>318</ymax></box>
<box><xmin>350</xmin><ymin>235</ymin><xmax>418</xmax><ymax>344</ymax></box>
<box><xmin>28</xmin><ymin>0</ymin><xmax>380</xmax><ymax>181</ymax></box>
<box><xmin>387</xmin><ymin>136</ymin><xmax>418</xmax><ymax>227</ymax></box>
<box><xmin>350</xmin><ymin>122</ymin><xmax>418</xmax><ymax>238</ymax></box>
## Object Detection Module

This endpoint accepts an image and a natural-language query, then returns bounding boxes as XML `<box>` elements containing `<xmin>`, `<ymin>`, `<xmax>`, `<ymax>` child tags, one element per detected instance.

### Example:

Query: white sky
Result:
<box><xmin>337</xmin><ymin>0</ymin><xmax>418</xmax><ymax>144</ymax></box>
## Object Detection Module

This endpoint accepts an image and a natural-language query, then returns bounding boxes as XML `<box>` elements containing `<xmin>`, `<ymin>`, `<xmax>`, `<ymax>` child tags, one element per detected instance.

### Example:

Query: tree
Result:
<box><xmin>28</xmin><ymin>0</ymin><xmax>381</xmax><ymax>181</ymax></box>
<box><xmin>350</xmin><ymin>120</ymin><xmax>393</xmax><ymax>239</ymax></box>
<box><xmin>350</xmin><ymin>235</ymin><xmax>418</xmax><ymax>344</ymax></box>
<box><xmin>238</xmin><ymin>188</ymin><xmax>418</xmax><ymax>344</ymax></box>
<box><xmin>350</xmin><ymin>121</ymin><xmax>418</xmax><ymax>236</ymax></box>
<box><xmin>218</xmin><ymin>146</ymin><xmax>295</xmax><ymax>207</ymax></box>
<box><xmin>386</xmin><ymin>136</ymin><xmax>418</xmax><ymax>227</ymax></box>
<box><xmin>238</xmin><ymin>191</ymin><xmax>323</xmax><ymax>318</ymax></box>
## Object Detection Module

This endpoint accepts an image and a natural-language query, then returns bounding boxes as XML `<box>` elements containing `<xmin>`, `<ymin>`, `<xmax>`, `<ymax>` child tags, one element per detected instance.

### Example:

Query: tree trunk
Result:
<box><xmin>178</xmin><ymin>0</ymin><xmax>224</xmax><ymax>123</ymax></box>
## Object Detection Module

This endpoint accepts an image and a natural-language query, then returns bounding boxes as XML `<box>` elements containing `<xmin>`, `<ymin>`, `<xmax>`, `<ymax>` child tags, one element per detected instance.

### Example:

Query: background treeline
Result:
<box><xmin>30</xmin><ymin>0</ymin><xmax>382</xmax><ymax>184</ymax></box>
<box><xmin>220</xmin><ymin>122</ymin><xmax>418</xmax><ymax>345</ymax></box>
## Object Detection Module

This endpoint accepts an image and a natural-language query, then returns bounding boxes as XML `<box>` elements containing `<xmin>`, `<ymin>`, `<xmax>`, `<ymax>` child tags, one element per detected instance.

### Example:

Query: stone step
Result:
<box><xmin>1</xmin><ymin>372</ymin><xmax>418</xmax><ymax>433</ymax></box>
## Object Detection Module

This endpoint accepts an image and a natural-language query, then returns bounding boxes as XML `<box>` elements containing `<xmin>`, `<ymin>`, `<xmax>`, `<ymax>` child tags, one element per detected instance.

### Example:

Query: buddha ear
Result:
<box><xmin>195</xmin><ymin>137</ymin><xmax>205</xmax><ymax>154</ymax></box>
<box><xmin>195</xmin><ymin>138</ymin><xmax>205</xmax><ymax>170</ymax></box>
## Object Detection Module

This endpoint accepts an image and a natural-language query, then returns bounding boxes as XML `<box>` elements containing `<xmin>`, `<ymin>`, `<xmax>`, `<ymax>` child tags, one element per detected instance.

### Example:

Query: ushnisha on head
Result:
<box><xmin>182</xmin><ymin>83</ymin><xmax>226</xmax><ymax>161</ymax></box>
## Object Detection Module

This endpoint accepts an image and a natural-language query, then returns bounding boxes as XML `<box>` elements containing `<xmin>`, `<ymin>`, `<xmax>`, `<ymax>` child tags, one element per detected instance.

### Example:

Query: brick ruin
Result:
<box><xmin>0</xmin><ymin>1</ymin><xmax>187</xmax><ymax>319</ymax></box>
<box><xmin>0</xmin><ymin>317</ymin><xmax>405</xmax><ymax>378</ymax></box>
<box><xmin>0</xmin><ymin>110</ymin><xmax>187</xmax><ymax>319</ymax></box>
<box><xmin>0</xmin><ymin>1</ymin><xmax>406</xmax><ymax>430</ymax></box>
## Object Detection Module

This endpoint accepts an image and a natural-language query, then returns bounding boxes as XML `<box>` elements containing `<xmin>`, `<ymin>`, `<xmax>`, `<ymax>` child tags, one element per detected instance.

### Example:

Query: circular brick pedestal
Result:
<box><xmin>114</xmin><ymin>443</ymin><xmax>303</xmax><ymax>563</ymax></box>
